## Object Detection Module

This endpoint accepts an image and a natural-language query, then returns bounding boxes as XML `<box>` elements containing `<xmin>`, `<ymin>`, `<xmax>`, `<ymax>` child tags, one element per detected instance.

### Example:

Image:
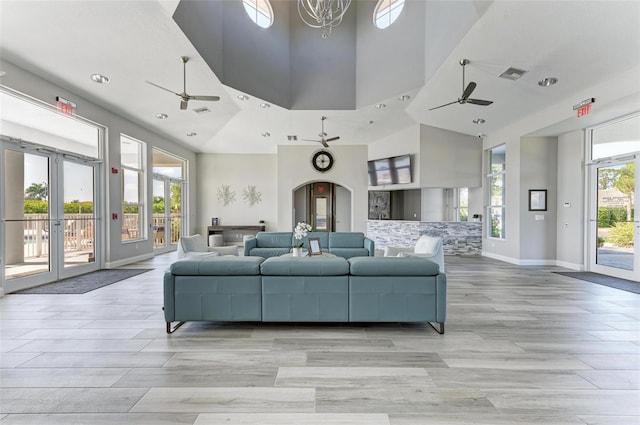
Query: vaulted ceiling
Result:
<box><xmin>1</xmin><ymin>0</ymin><xmax>639</xmax><ymax>154</ymax></box>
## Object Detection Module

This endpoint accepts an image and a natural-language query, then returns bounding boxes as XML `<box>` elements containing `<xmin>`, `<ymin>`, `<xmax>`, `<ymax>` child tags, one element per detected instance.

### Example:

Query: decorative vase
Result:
<box><xmin>292</xmin><ymin>247</ymin><xmax>302</xmax><ymax>257</ymax></box>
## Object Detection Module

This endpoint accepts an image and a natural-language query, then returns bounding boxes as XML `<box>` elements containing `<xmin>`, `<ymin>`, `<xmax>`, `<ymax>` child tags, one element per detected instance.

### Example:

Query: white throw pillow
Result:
<box><xmin>180</xmin><ymin>234</ymin><xmax>208</xmax><ymax>253</ymax></box>
<box><xmin>414</xmin><ymin>235</ymin><xmax>441</xmax><ymax>255</ymax></box>
<box><xmin>384</xmin><ymin>246</ymin><xmax>413</xmax><ymax>257</ymax></box>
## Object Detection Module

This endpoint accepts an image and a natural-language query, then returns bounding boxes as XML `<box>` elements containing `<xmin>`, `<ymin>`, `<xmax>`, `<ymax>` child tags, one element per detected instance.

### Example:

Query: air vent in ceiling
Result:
<box><xmin>287</xmin><ymin>135</ymin><xmax>298</xmax><ymax>141</ymax></box>
<box><xmin>193</xmin><ymin>106</ymin><xmax>211</xmax><ymax>114</ymax></box>
<box><xmin>499</xmin><ymin>67</ymin><xmax>528</xmax><ymax>81</ymax></box>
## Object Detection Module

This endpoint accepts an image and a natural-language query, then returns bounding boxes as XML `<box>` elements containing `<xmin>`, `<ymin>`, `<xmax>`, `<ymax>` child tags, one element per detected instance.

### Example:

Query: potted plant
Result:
<box><xmin>292</xmin><ymin>222</ymin><xmax>312</xmax><ymax>257</ymax></box>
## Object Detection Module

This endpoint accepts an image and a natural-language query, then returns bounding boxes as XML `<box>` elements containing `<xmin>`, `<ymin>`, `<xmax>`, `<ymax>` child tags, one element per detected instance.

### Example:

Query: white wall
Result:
<box><xmin>556</xmin><ymin>130</ymin><xmax>586</xmax><ymax>269</ymax></box>
<box><xmin>196</xmin><ymin>154</ymin><xmax>278</xmax><ymax>235</ymax></box>
<box><xmin>368</xmin><ymin>125</ymin><xmax>420</xmax><ymax>190</ymax></box>
<box><xmin>519</xmin><ymin>137</ymin><xmax>558</xmax><ymax>263</ymax></box>
<box><xmin>278</xmin><ymin>145</ymin><xmax>368</xmax><ymax>233</ymax></box>
<box><xmin>420</xmin><ymin>125</ymin><xmax>481</xmax><ymax>188</ymax></box>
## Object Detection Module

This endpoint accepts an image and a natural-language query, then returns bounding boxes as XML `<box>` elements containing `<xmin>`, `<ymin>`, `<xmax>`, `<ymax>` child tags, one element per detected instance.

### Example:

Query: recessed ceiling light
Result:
<box><xmin>538</xmin><ymin>77</ymin><xmax>558</xmax><ymax>87</ymax></box>
<box><xmin>155</xmin><ymin>113</ymin><xmax>168</xmax><ymax>119</ymax></box>
<box><xmin>0</xmin><ymin>71</ymin><xmax>6</xmax><ymax>77</ymax></box>
<box><xmin>237</xmin><ymin>94</ymin><xmax>249</xmax><ymax>101</ymax></box>
<box><xmin>187</xmin><ymin>132</ymin><xmax>197</xmax><ymax>137</ymax></box>
<box><xmin>473</xmin><ymin>118</ymin><xmax>486</xmax><ymax>124</ymax></box>
<box><xmin>90</xmin><ymin>73</ymin><xmax>110</xmax><ymax>84</ymax></box>
<box><xmin>259</xmin><ymin>102</ymin><xmax>271</xmax><ymax>108</ymax></box>
<box><xmin>397</xmin><ymin>95</ymin><xmax>410</xmax><ymax>101</ymax></box>
<box><xmin>376</xmin><ymin>103</ymin><xmax>386</xmax><ymax>109</ymax></box>
<box><xmin>261</xmin><ymin>132</ymin><xmax>270</xmax><ymax>137</ymax></box>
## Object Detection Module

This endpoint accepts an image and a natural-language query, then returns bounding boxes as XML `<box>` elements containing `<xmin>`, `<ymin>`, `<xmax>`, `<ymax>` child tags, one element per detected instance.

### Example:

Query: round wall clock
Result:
<box><xmin>312</xmin><ymin>150</ymin><xmax>334</xmax><ymax>173</ymax></box>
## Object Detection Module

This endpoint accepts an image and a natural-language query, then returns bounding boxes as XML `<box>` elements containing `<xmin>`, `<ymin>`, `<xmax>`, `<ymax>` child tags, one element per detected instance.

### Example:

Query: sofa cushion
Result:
<box><xmin>261</xmin><ymin>257</ymin><xmax>349</xmax><ymax>276</ymax></box>
<box><xmin>249</xmin><ymin>247</ymin><xmax>291</xmax><ymax>258</ymax></box>
<box><xmin>180</xmin><ymin>234</ymin><xmax>208</xmax><ymax>253</ymax></box>
<box><xmin>170</xmin><ymin>256</ymin><xmax>264</xmax><ymax>276</ymax></box>
<box><xmin>209</xmin><ymin>245</ymin><xmax>239</xmax><ymax>256</ymax></box>
<box><xmin>349</xmin><ymin>256</ymin><xmax>440</xmax><ymax>276</ymax></box>
<box><xmin>256</xmin><ymin>232</ymin><xmax>293</xmax><ymax>248</ymax></box>
<box><xmin>329</xmin><ymin>232</ymin><xmax>365</xmax><ymax>248</ymax></box>
<box><xmin>330</xmin><ymin>248</ymin><xmax>370</xmax><ymax>259</ymax></box>
<box><xmin>302</xmin><ymin>232</ymin><xmax>329</xmax><ymax>251</ymax></box>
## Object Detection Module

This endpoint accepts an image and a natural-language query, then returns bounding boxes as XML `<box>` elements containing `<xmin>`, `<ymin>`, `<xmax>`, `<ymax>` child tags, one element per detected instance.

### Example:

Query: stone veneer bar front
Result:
<box><xmin>367</xmin><ymin>220</ymin><xmax>482</xmax><ymax>256</ymax></box>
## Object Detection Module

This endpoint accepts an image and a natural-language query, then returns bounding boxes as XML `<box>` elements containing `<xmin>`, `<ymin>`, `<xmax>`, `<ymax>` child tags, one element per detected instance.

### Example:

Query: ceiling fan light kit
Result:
<box><xmin>429</xmin><ymin>59</ymin><xmax>494</xmax><ymax>111</ymax></box>
<box><xmin>146</xmin><ymin>56</ymin><xmax>220</xmax><ymax>110</ymax></box>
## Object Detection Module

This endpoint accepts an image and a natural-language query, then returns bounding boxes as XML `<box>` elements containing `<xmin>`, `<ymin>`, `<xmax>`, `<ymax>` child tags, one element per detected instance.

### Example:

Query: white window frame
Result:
<box><xmin>487</xmin><ymin>145</ymin><xmax>506</xmax><ymax>239</ymax></box>
<box><xmin>120</xmin><ymin>134</ymin><xmax>146</xmax><ymax>243</ymax></box>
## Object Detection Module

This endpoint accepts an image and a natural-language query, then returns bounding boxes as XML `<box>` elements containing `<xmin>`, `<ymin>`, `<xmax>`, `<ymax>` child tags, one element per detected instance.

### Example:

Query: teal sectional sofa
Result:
<box><xmin>244</xmin><ymin>231</ymin><xmax>375</xmax><ymax>259</ymax></box>
<box><xmin>163</xmin><ymin>254</ymin><xmax>446</xmax><ymax>334</ymax></box>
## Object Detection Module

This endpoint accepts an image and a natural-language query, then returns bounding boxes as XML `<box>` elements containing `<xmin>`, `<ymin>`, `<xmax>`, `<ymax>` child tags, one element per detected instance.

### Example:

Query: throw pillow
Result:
<box><xmin>180</xmin><ymin>234</ymin><xmax>208</xmax><ymax>253</ymax></box>
<box><xmin>384</xmin><ymin>246</ymin><xmax>413</xmax><ymax>257</ymax></box>
<box><xmin>414</xmin><ymin>235</ymin><xmax>441</xmax><ymax>255</ymax></box>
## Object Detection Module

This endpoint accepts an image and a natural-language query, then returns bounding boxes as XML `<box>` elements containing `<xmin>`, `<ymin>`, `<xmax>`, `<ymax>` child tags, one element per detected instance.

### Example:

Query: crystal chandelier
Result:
<box><xmin>297</xmin><ymin>0</ymin><xmax>352</xmax><ymax>39</ymax></box>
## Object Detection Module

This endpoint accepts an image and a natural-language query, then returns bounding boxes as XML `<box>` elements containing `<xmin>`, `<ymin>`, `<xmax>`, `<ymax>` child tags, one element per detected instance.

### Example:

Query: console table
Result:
<box><xmin>207</xmin><ymin>225</ymin><xmax>265</xmax><ymax>246</ymax></box>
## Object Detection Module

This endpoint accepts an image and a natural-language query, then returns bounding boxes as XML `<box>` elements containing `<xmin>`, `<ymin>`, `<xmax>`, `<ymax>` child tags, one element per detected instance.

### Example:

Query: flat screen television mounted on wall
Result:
<box><xmin>368</xmin><ymin>154</ymin><xmax>412</xmax><ymax>186</ymax></box>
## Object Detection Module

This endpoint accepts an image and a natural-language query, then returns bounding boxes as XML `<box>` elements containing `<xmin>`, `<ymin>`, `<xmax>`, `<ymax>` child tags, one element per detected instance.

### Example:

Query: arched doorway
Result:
<box><xmin>293</xmin><ymin>182</ymin><xmax>351</xmax><ymax>232</ymax></box>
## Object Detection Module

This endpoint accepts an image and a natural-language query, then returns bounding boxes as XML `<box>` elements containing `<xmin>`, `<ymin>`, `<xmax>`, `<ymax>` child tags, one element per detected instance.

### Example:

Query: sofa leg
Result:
<box><xmin>166</xmin><ymin>321</ymin><xmax>185</xmax><ymax>334</ymax></box>
<box><xmin>428</xmin><ymin>322</ymin><xmax>444</xmax><ymax>334</ymax></box>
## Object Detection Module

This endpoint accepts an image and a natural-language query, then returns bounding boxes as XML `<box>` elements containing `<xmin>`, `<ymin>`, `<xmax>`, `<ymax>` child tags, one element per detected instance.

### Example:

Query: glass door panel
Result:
<box><xmin>3</xmin><ymin>150</ymin><xmax>53</xmax><ymax>281</ymax></box>
<box><xmin>153</xmin><ymin>179</ymin><xmax>167</xmax><ymax>249</ymax></box>
<box><xmin>591</xmin><ymin>159</ymin><xmax>638</xmax><ymax>280</ymax></box>
<box><xmin>169</xmin><ymin>182</ymin><xmax>182</xmax><ymax>246</ymax></box>
<box><xmin>62</xmin><ymin>160</ymin><xmax>96</xmax><ymax>269</ymax></box>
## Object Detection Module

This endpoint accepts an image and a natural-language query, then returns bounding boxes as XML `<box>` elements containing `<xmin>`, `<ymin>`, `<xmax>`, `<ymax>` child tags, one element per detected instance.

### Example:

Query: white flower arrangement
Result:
<box><xmin>293</xmin><ymin>222</ymin><xmax>312</xmax><ymax>248</ymax></box>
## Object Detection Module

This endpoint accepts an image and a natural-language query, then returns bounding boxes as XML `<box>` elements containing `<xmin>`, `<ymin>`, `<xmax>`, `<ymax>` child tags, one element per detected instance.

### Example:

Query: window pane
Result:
<box><xmin>122</xmin><ymin>205</ymin><xmax>141</xmax><ymax>241</ymax></box>
<box><xmin>489</xmin><ymin>175</ymin><xmax>504</xmax><ymax>206</ymax></box>
<box><xmin>121</xmin><ymin>136</ymin><xmax>142</xmax><ymax>169</ymax></box>
<box><xmin>592</xmin><ymin>114</ymin><xmax>640</xmax><ymax>160</ymax></box>
<box><xmin>122</xmin><ymin>169</ymin><xmax>140</xmax><ymax>204</ymax></box>
<box><xmin>490</xmin><ymin>207</ymin><xmax>505</xmax><ymax>238</ymax></box>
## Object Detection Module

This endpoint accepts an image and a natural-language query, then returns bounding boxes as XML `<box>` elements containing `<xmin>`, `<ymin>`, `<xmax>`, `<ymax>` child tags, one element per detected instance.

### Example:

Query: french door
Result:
<box><xmin>588</xmin><ymin>155</ymin><xmax>639</xmax><ymax>281</ymax></box>
<box><xmin>1</xmin><ymin>142</ymin><xmax>101</xmax><ymax>293</ymax></box>
<box><xmin>152</xmin><ymin>177</ymin><xmax>183</xmax><ymax>253</ymax></box>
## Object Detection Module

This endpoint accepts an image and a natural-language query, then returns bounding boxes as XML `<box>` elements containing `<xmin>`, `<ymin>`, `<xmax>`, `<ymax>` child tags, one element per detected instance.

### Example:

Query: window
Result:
<box><xmin>458</xmin><ymin>188</ymin><xmax>469</xmax><ymax>222</ymax></box>
<box><xmin>243</xmin><ymin>0</ymin><xmax>274</xmax><ymax>28</ymax></box>
<box><xmin>152</xmin><ymin>148</ymin><xmax>187</xmax><ymax>248</ymax></box>
<box><xmin>121</xmin><ymin>135</ymin><xmax>145</xmax><ymax>242</ymax></box>
<box><xmin>373</xmin><ymin>0</ymin><xmax>405</xmax><ymax>29</ymax></box>
<box><xmin>487</xmin><ymin>145</ymin><xmax>506</xmax><ymax>239</ymax></box>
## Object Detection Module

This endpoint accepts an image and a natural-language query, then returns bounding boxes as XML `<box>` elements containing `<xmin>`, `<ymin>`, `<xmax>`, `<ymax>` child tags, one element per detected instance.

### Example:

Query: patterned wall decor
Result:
<box><xmin>217</xmin><ymin>185</ymin><xmax>236</xmax><ymax>206</ymax></box>
<box><xmin>243</xmin><ymin>185</ymin><xmax>262</xmax><ymax>206</ymax></box>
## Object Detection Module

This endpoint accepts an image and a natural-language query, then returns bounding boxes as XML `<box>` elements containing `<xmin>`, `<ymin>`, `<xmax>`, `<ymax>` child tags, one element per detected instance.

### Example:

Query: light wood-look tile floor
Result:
<box><xmin>1</xmin><ymin>254</ymin><xmax>639</xmax><ymax>424</ymax></box>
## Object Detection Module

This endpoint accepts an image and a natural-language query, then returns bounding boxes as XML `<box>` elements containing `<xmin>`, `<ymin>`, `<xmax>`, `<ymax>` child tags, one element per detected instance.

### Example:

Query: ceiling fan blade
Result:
<box><xmin>467</xmin><ymin>99</ymin><xmax>493</xmax><ymax>106</ymax></box>
<box><xmin>302</xmin><ymin>139</ymin><xmax>320</xmax><ymax>142</ymax></box>
<box><xmin>461</xmin><ymin>81</ymin><xmax>477</xmax><ymax>100</ymax></box>
<box><xmin>325</xmin><ymin>136</ymin><xmax>340</xmax><ymax>142</ymax></box>
<box><xmin>146</xmin><ymin>81</ymin><xmax>179</xmax><ymax>96</ymax></box>
<box><xmin>321</xmin><ymin>140</ymin><xmax>329</xmax><ymax>148</ymax></box>
<box><xmin>188</xmin><ymin>95</ymin><xmax>220</xmax><ymax>102</ymax></box>
<box><xmin>428</xmin><ymin>100</ymin><xmax>459</xmax><ymax>111</ymax></box>
<box><xmin>180</xmin><ymin>99</ymin><xmax>188</xmax><ymax>110</ymax></box>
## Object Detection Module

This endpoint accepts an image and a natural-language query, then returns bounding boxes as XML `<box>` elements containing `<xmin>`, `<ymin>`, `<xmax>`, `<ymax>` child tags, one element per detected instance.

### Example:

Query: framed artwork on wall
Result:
<box><xmin>529</xmin><ymin>189</ymin><xmax>547</xmax><ymax>211</ymax></box>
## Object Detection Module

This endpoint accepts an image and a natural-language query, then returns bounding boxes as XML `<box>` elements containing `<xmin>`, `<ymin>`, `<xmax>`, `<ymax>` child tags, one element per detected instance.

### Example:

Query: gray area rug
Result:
<box><xmin>15</xmin><ymin>269</ymin><xmax>153</xmax><ymax>294</ymax></box>
<box><xmin>553</xmin><ymin>271</ymin><xmax>640</xmax><ymax>294</ymax></box>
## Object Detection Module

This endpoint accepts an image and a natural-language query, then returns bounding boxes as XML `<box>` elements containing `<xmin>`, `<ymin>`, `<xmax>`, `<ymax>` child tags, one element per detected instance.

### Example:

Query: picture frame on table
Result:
<box><xmin>529</xmin><ymin>189</ymin><xmax>547</xmax><ymax>211</ymax></box>
<box><xmin>308</xmin><ymin>238</ymin><xmax>322</xmax><ymax>256</ymax></box>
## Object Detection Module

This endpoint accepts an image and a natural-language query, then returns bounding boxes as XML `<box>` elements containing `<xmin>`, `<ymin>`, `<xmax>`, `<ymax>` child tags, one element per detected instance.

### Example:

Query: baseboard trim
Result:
<box><xmin>481</xmin><ymin>251</ymin><xmax>560</xmax><ymax>266</ymax></box>
<box><xmin>555</xmin><ymin>260</ymin><xmax>584</xmax><ymax>271</ymax></box>
<box><xmin>105</xmin><ymin>252</ymin><xmax>154</xmax><ymax>269</ymax></box>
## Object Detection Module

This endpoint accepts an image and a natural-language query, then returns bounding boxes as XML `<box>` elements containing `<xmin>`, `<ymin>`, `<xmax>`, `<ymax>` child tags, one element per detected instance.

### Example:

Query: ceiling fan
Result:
<box><xmin>429</xmin><ymin>59</ymin><xmax>494</xmax><ymax>111</ymax></box>
<box><xmin>146</xmin><ymin>56</ymin><xmax>220</xmax><ymax>110</ymax></box>
<box><xmin>303</xmin><ymin>116</ymin><xmax>340</xmax><ymax>148</ymax></box>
